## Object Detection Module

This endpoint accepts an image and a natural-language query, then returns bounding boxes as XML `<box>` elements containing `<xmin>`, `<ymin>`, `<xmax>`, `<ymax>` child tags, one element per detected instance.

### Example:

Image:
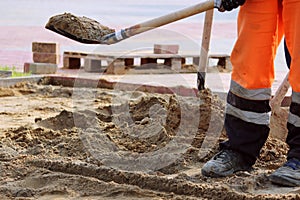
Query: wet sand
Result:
<box><xmin>0</xmin><ymin>81</ymin><xmax>298</xmax><ymax>199</ymax></box>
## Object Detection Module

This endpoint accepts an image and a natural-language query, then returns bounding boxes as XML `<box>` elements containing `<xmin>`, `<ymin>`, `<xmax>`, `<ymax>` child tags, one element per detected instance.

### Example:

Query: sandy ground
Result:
<box><xmin>0</xmin><ymin>80</ymin><xmax>298</xmax><ymax>200</ymax></box>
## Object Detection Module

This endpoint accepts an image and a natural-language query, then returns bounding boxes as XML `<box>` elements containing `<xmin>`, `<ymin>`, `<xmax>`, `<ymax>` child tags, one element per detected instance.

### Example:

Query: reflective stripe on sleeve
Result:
<box><xmin>226</xmin><ymin>104</ymin><xmax>271</xmax><ymax>125</ymax></box>
<box><xmin>230</xmin><ymin>80</ymin><xmax>271</xmax><ymax>100</ymax></box>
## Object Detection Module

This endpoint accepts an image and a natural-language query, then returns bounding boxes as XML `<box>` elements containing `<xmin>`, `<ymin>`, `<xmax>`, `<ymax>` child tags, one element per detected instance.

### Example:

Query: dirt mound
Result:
<box><xmin>0</xmin><ymin>82</ymin><xmax>298</xmax><ymax>199</ymax></box>
<box><xmin>37</xmin><ymin>110</ymin><xmax>99</xmax><ymax>131</ymax></box>
<box><xmin>0</xmin><ymin>87</ymin><xmax>17</xmax><ymax>97</ymax></box>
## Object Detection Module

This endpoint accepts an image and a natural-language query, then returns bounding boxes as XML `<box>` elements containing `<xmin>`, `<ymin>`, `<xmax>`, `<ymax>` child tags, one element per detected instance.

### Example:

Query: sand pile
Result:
<box><xmin>0</xmin><ymin>82</ymin><xmax>298</xmax><ymax>199</ymax></box>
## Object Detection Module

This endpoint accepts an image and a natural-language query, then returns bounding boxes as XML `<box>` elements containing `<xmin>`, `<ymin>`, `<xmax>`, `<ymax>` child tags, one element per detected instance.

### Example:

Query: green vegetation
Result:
<box><xmin>0</xmin><ymin>66</ymin><xmax>31</xmax><ymax>77</ymax></box>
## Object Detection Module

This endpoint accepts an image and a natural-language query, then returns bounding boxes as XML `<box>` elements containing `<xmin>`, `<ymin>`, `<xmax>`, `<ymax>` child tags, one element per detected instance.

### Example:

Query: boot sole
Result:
<box><xmin>269</xmin><ymin>174</ymin><xmax>300</xmax><ymax>187</ymax></box>
<box><xmin>201</xmin><ymin>166</ymin><xmax>252</xmax><ymax>178</ymax></box>
<box><xmin>201</xmin><ymin>168</ymin><xmax>234</xmax><ymax>178</ymax></box>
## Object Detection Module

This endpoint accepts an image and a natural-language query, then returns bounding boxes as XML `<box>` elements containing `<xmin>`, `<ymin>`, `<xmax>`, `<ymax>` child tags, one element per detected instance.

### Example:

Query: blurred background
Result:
<box><xmin>0</xmin><ymin>0</ymin><xmax>287</xmax><ymax>72</ymax></box>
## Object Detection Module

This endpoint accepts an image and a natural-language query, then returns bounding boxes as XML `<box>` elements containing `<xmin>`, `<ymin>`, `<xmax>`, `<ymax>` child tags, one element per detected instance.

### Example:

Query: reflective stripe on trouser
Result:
<box><xmin>287</xmin><ymin>91</ymin><xmax>300</xmax><ymax>160</ymax></box>
<box><xmin>225</xmin><ymin>0</ymin><xmax>300</xmax><ymax>164</ymax></box>
<box><xmin>221</xmin><ymin>81</ymin><xmax>271</xmax><ymax>165</ymax></box>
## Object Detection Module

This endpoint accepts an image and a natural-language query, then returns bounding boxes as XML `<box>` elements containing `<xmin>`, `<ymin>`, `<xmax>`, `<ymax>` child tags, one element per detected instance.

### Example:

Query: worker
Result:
<box><xmin>201</xmin><ymin>0</ymin><xmax>300</xmax><ymax>187</ymax></box>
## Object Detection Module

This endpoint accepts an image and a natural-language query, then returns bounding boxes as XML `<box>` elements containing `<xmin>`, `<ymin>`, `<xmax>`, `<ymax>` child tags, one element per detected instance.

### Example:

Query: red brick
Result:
<box><xmin>33</xmin><ymin>52</ymin><xmax>60</xmax><ymax>64</ymax></box>
<box><xmin>106</xmin><ymin>59</ymin><xmax>126</xmax><ymax>75</ymax></box>
<box><xmin>63</xmin><ymin>57</ymin><xmax>81</xmax><ymax>69</ymax></box>
<box><xmin>154</xmin><ymin>44</ymin><xmax>179</xmax><ymax>54</ymax></box>
<box><xmin>24</xmin><ymin>62</ymin><xmax>57</xmax><ymax>74</ymax></box>
<box><xmin>24</xmin><ymin>62</ymin><xmax>30</xmax><ymax>73</ymax></box>
<box><xmin>32</xmin><ymin>42</ymin><xmax>60</xmax><ymax>53</ymax></box>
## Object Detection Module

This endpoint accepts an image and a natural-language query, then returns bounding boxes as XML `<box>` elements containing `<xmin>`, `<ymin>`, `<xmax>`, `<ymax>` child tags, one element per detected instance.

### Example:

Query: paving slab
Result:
<box><xmin>50</xmin><ymin>68</ymin><xmax>291</xmax><ymax>104</ymax></box>
<box><xmin>0</xmin><ymin>67</ymin><xmax>290</xmax><ymax>106</ymax></box>
<box><xmin>0</xmin><ymin>76</ymin><xmax>43</xmax><ymax>87</ymax></box>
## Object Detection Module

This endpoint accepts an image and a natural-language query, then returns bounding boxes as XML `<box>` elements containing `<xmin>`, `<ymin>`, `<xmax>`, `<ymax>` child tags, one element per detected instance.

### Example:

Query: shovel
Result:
<box><xmin>46</xmin><ymin>0</ymin><xmax>221</xmax><ymax>45</ymax></box>
<box><xmin>269</xmin><ymin>72</ymin><xmax>290</xmax><ymax>141</ymax></box>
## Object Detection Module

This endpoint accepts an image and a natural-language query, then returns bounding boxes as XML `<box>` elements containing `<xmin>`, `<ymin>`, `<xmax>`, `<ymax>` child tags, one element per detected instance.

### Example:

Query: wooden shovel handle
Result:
<box><xmin>103</xmin><ymin>0</ymin><xmax>216</xmax><ymax>44</ymax></box>
<box><xmin>270</xmin><ymin>72</ymin><xmax>290</xmax><ymax>109</ymax></box>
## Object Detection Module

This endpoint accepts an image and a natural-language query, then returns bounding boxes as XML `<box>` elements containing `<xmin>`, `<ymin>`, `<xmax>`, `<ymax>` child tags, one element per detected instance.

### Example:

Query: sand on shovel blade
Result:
<box><xmin>45</xmin><ymin>13</ymin><xmax>115</xmax><ymax>44</ymax></box>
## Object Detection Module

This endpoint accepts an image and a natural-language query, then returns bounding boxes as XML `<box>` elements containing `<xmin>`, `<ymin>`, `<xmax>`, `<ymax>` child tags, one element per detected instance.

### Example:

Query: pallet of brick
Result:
<box><xmin>153</xmin><ymin>44</ymin><xmax>181</xmax><ymax>70</ymax></box>
<box><xmin>24</xmin><ymin>62</ymin><xmax>57</xmax><ymax>74</ymax></box>
<box><xmin>63</xmin><ymin>51</ymin><xmax>88</xmax><ymax>69</ymax></box>
<box><xmin>63</xmin><ymin>51</ymin><xmax>201</xmax><ymax>74</ymax></box>
<box><xmin>32</xmin><ymin>42</ymin><xmax>60</xmax><ymax>64</ymax></box>
<box><xmin>105</xmin><ymin>59</ymin><xmax>126</xmax><ymax>75</ymax></box>
<box><xmin>209</xmin><ymin>54</ymin><xmax>232</xmax><ymax>70</ymax></box>
<box><xmin>84</xmin><ymin>56</ymin><xmax>126</xmax><ymax>74</ymax></box>
<box><xmin>63</xmin><ymin>51</ymin><xmax>126</xmax><ymax>74</ymax></box>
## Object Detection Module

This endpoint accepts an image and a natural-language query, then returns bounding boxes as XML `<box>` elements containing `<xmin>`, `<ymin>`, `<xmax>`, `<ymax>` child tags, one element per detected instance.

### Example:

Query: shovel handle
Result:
<box><xmin>270</xmin><ymin>72</ymin><xmax>290</xmax><ymax>109</ymax></box>
<box><xmin>102</xmin><ymin>0</ymin><xmax>220</xmax><ymax>44</ymax></box>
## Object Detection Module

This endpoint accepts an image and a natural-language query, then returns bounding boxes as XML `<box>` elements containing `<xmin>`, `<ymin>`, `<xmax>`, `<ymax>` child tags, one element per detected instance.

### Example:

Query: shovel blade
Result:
<box><xmin>45</xmin><ymin>13</ymin><xmax>115</xmax><ymax>45</ymax></box>
<box><xmin>45</xmin><ymin>25</ymin><xmax>102</xmax><ymax>44</ymax></box>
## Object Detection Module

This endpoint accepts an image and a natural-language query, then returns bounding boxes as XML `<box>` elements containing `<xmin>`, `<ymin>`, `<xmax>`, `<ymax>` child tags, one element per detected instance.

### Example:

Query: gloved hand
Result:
<box><xmin>218</xmin><ymin>0</ymin><xmax>245</xmax><ymax>12</ymax></box>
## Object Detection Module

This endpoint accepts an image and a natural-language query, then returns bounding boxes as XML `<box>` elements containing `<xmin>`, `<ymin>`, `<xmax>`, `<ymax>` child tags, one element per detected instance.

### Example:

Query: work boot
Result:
<box><xmin>269</xmin><ymin>158</ymin><xmax>300</xmax><ymax>186</ymax></box>
<box><xmin>201</xmin><ymin>149</ymin><xmax>252</xmax><ymax>178</ymax></box>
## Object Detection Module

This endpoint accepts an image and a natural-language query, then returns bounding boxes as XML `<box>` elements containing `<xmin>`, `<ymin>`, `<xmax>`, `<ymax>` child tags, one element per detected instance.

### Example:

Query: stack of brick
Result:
<box><xmin>24</xmin><ymin>42</ymin><xmax>60</xmax><ymax>74</ymax></box>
